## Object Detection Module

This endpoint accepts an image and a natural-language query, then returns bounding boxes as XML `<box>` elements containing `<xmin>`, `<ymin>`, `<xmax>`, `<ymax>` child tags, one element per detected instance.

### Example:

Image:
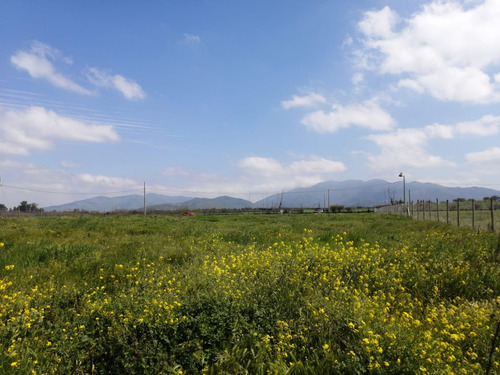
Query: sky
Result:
<box><xmin>1</xmin><ymin>0</ymin><xmax>500</xmax><ymax>208</ymax></box>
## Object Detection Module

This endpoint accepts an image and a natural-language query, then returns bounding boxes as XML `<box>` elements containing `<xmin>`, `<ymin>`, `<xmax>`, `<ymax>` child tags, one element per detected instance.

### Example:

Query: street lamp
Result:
<box><xmin>399</xmin><ymin>172</ymin><xmax>405</xmax><ymax>205</ymax></box>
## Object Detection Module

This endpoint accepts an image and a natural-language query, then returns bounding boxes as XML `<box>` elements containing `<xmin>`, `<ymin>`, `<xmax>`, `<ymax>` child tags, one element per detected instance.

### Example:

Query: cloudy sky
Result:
<box><xmin>1</xmin><ymin>0</ymin><xmax>500</xmax><ymax>207</ymax></box>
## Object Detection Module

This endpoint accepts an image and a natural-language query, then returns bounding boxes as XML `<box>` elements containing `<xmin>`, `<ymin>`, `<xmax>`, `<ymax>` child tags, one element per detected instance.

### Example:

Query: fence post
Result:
<box><xmin>423</xmin><ymin>201</ymin><xmax>425</xmax><ymax>220</ymax></box>
<box><xmin>446</xmin><ymin>200</ymin><xmax>449</xmax><ymax>224</ymax></box>
<box><xmin>491</xmin><ymin>198</ymin><xmax>495</xmax><ymax>232</ymax></box>
<box><xmin>436</xmin><ymin>199</ymin><xmax>439</xmax><ymax>222</ymax></box>
<box><xmin>472</xmin><ymin>199</ymin><xmax>475</xmax><ymax>229</ymax></box>
<box><xmin>457</xmin><ymin>199</ymin><xmax>460</xmax><ymax>227</ymax></box>
<box><xmin>408</xmin><ymin>191</ymin><xmax>411</xmax><ymax>217</ymax></box>
<box><xmin>428</xmin><ymin>200</ymin><xmax>432</xmax><ymax>221</ymax></box>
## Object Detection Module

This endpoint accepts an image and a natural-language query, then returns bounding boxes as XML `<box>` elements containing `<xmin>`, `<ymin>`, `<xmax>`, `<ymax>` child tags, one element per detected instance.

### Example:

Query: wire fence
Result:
<box><xmin>376</xmin><ymin>198</ymin><xmax>499</xmax><ymax>232</ymax></box>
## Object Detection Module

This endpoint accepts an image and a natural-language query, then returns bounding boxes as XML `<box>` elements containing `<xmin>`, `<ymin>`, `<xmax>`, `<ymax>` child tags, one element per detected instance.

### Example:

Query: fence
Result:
<box><xmin>376</xmin><ymin>198</ymin><xmax>499</xmax><ymax>232</ymax></box>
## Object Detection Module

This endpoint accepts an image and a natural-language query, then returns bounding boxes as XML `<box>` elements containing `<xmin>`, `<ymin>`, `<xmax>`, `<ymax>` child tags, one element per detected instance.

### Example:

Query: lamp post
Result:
<box><xmin>399</xmin><ymin>172</ymin><xmax>406</xmax><ymax>205</ymax></box>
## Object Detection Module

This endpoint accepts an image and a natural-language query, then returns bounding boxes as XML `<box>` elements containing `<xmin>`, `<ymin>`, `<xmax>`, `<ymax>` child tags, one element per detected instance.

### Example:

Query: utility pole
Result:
<box><xmin>399</xmin><ymin>172</ymin><xmax>406</xmax><ymax>205</ymax></box>
<box><xmin>143</xmin><ymin>182</ymin><xmax>146</xmax><ymax>216</ymax></box>
<box><xmin>328</xmin><ymin>189</ymin><xmax>330</xmax><ymax>213</ymax></box>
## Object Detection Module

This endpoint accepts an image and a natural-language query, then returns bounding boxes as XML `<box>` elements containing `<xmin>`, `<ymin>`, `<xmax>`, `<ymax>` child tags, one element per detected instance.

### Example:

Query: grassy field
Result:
<box><xmin>1</xmin><ymin>213</ymin><xmax>500</xmax><ymax>374</ymax></box>
<box><xmin>378</xmin><ymin>200</ymin><xmax>500</xmax><ymax>232</ymax></box>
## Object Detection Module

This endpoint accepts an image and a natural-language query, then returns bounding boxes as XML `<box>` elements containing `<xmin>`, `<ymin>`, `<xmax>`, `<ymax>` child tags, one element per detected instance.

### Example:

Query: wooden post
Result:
<box><xmin>457</xmin><ymin>199</ymin><xmax>460</xmax><ymax>227</ymax></box>
<box><xmin>436</xmin><ymin>199</ymin><xmax>440</xmax><ymax>222</ymax></box>
<box><xmin>428</xmin><ymin>200</ymin><xmax>432</xmax><ymax>220</ymax></box>
<box><xmin>423</xmin><ymin>200</ymin><xmax>425</xmax><ymax>220</ymax></box>
<box><xmin>472</xmin><ymin>199</ymin><xmax>475</xmax><ymax>229</ymax></box>
<box><xmin>446</xmin><ymin>200</ymin><xmax>449</xmax><ymax>224</ymax></box>
<box><xmin>408</xmin><ymin>190</ymin><xmax>411</xmax><ymax>217</ymax></box>
<box><xmin>491</xmin><ymin>198</ymin><xmax>495</xmax><ymax>232</ymax></box>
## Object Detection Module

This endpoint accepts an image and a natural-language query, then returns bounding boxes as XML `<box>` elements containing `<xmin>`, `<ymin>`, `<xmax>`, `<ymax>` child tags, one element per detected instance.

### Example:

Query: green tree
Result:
<box><xmin>17</xmin><ymin>201</ymin><xmax>39</xmax><ymax>213</ymax></box>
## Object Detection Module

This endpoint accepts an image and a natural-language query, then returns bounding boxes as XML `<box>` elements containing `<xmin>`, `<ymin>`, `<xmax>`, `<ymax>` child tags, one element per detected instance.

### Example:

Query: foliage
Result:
<box><xmin>329</xmin><ymin>205</ymin><xmax>344</xmax><ymax>213</ymax></box>
<box><xmin>15</xmin><ymin>201</ymin><xmax>40</xmax><ymax>213</ymax></box>
<box><xmin>1</xmin><ymin>214</ymin><xmax>499</xmax><ymax>374</ymax></box>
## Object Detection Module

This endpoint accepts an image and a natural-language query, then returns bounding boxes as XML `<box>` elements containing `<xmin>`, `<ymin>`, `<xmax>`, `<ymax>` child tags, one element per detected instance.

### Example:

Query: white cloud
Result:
<box><xmin>397</xmin><ymin>79</ymin><xmax>424</xmax><ymax>93</ymax></box>
<box><xmin>289</xmin><ymin>157</ymin><xmax>346</xmax><ymax>174</ymax></box>
<box><xmin>416</xmin><ymin>67</ymin><xmax>494</xmax><ymax>103</ymax></box>
<box><xmin>238</xmin><ymin>155</ymin><xmax>346</xmax><ymax>179</ymax></box>
<box><xmin>357</xmin><ymin>0</ymin><xmax>500</xmax><ymax>103</ymax></box>
<box><xmin>175</xmin><ymin>155</ymin><xmax>346</xmax><ymax>200</ymax></box>
<box><xmin>180</xmin><ymin>33</ymin><xmax>201</xmax><ymax>45</ymax></box>
<box><xmin>281</xmin><ymin>93</ymin><xmax>327</xmax><ymax>109</ymax></box>
<box><xmin>0</xmin><ymin>106</ymin><xmax>119</xmax><ymax>155</ymax></box>
<box><xmin>424</xmin><ymin>123</ymin><xmax>455</xmax><ymax>139</ymax></box>
<box><xmin>0</xmin><ymin>158</ymin><xmax>141</xmax><ymax>207</ymax></box>
<box><xmin>85</xmin><ymin>67</ymin><xmax>146</xmax><ymax>100</ymax></box>
<box><xmin>11</xmin><ymin>41</ymin><xmax>145</xmax><ymax>100</ymax></box>
<box><xmin>76</xmin><ymin>174</ymin><xmax>136</xmax><ymax>186</ymax></box>
<box><xmin>366</xmin><ymin>128</ymin><xmax>455</xmax><ymax>171</ymax></box>
<box><xmin>426</xmin><ymin>115</ymin><xmax>500</xmax><ymax>138</ymax></box>
<box><xmin>358</xmin><ymin>6</ymin><xmax>399</xmax><ymax>39</ymax></box>
<box><xmin>301</xmin><ymin>99</ymin><xmax>396</xmax><ymax>133</ymax></box>
<box><xmin>365</xmin><ymin>113</ymin><xmax>500</xmax><ymax>171</ymax></box>
<box><xmin>11</xmin><ymin>42</ymin><xmax>92</xmax><ymax>95</ymax></box>
<box><xmin>238</xmin><ymin>157</ymin><xmax>285</xmax><ymax>177</ymax></box>
<box><xmin>465</xmin><ymin>147</ymin><xmax>500</xmax><ymax>163</ymax></box>
<box><xmin>351</xmin><ymin>73</ymin><xmax>364</xmax><ymax>86</ymax></box>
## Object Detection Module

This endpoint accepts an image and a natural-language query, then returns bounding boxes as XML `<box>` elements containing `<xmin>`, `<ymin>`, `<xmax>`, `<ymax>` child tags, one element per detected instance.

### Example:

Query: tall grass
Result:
<box><xmin>1</xmin><ymin>214</ymin><xmax>499</xmax><ymax>374</ymax></box>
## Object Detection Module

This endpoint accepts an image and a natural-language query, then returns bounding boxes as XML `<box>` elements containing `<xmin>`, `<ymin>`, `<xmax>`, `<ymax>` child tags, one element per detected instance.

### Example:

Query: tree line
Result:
<box><xmin>0</xmin><ymin>201</ymin><xmax>41</xmax><ymax>213</ymax></box>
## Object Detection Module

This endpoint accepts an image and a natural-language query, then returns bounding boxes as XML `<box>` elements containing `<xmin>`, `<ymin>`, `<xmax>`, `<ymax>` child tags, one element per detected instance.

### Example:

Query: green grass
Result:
<box><xmin>1</xmin><ymin>213</ymin><xmax>500</xmax><ymax>374</ymax></box>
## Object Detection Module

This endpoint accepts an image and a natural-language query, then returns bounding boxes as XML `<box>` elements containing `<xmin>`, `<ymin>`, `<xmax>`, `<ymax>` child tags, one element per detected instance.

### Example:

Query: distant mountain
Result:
<box><xmin>42</xmin><ymin>180</ymin><xmax>500</xmax><ymax>212</ymax></box>
<box><xmin>254</xmin><ymin>179</ymin><xmax>395</xmax><ymax>208</ymax></box>
<box><xmin>149</xmin><ymin>196</ymin><xmax>254</xmax><ymax>210</ymax></box>
<box><xmin>43</xmin><ymin>194</ymin><xmax>191</xmax><ymax>212</ymax></box>
<box><xmin>402</xmin><ymin>181</ymin><xmax>500</xmax><ymax>203</ymax></box>
<box><xmin>254</xmin><ymin>179</ymin><xmax>500</xmax><ymax>208</ymax></box>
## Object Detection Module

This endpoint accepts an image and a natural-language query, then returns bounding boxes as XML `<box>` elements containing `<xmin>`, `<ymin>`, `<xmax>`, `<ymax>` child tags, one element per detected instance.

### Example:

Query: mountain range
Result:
<box><xmin>43</xmin><ymin>179</ymin><xmax>500</xmax><ymax>212</ymax></box>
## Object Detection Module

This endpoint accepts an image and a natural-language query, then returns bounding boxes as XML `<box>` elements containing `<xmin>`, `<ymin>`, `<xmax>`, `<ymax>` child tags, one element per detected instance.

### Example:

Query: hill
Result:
<box><xmin>42</xmin><ymin>180</ymin><xmax>500</xmax><ymax>211</ymax></box>
<box><xmin>43</xmin><ymin>194</ymin><xmax>191</xmax><ymax>212</ymax></box>
<box><xmin>253</xmin><ymin>179</ymin><xmax>500</xmax><ymax>208</ymax></box>
<box><xmin>149</xmin><ymin>196</ymin><xmax>254</xmax><ymax>210</ymax></box>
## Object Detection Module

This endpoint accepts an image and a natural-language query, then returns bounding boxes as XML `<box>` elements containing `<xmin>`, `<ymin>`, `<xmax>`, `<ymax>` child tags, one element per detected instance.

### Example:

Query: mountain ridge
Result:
<box><xmin>42</xmin><ymin>180</ymin><xmax>500</xmax><ymax>212</ymax></box>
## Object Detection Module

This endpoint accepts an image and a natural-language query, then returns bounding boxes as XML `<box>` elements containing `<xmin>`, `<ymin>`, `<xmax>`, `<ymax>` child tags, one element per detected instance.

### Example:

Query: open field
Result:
<box><xmin>377</xmin><ymin>199</ymin><xmax>500</xmax><ymax>232</ymax></box>
<box><xmin>1</xmin><ymin>213</ymin><xmax>500</xmax><ymax>374</ymax></box>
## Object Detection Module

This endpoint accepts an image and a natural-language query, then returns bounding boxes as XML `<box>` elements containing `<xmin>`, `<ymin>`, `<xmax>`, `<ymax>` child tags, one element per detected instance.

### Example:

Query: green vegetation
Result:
<box><xmin>1</xmin><ymin>214</ymin><xmax>500</xmax><ymax>374</ymax></box>
<box><xmin>379</xmin><ymin>198</ymin><xmax>500</xmax><ymax>232</ymax></box>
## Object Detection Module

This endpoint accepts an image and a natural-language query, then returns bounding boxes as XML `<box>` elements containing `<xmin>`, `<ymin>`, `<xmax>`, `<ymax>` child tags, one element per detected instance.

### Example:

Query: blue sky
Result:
<box><xmin>1</xmin><ymin>0</ymin><xmax>500</xmax><ymax>207</ymax></box>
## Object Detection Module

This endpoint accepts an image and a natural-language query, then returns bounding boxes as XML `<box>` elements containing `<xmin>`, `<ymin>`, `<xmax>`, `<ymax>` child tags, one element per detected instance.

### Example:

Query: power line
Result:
<box><xmin>1</xmin><ymin>184</ymin><xmax>143</xmax><ymax>196</ymax></box>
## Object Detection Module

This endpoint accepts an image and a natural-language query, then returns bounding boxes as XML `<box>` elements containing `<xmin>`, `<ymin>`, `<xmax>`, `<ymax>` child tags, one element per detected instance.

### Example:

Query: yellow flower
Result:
<box><xmin>0</xmin><ymin>242</ymin><xmax>4</xmax><ymax>247</ymax></box>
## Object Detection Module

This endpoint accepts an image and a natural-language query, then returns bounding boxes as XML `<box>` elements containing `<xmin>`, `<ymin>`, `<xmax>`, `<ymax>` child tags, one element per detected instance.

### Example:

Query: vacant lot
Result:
<box><xmin>1</xmin><ymin>214</ymin><xmax>499</xmax><ymax>374</ymax></box>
